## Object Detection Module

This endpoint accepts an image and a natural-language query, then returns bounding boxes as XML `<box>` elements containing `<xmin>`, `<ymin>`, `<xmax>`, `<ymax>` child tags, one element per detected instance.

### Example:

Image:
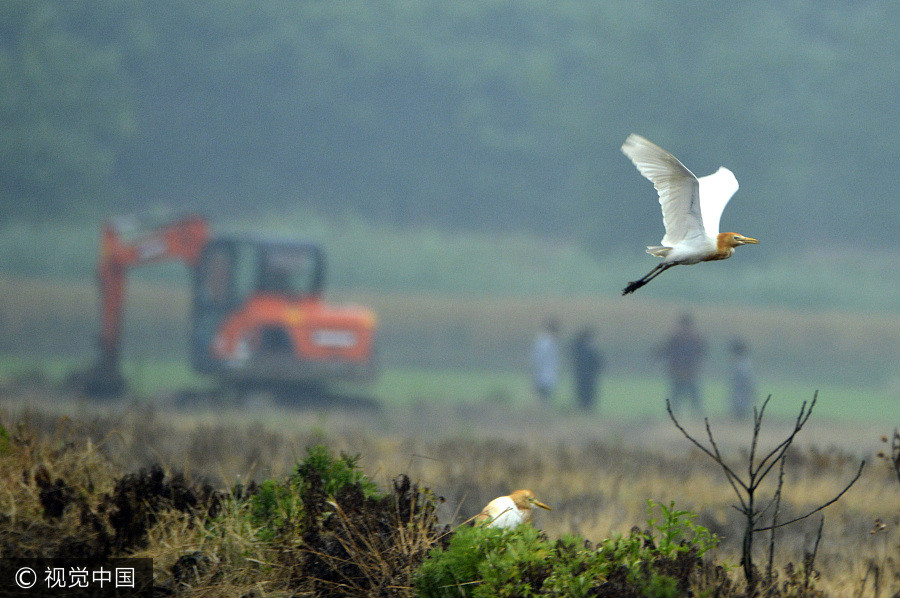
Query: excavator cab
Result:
<box><xmin>190</xmin><ymin>236</ymin><xmax>377</xmax><ymax>389</ymax></box>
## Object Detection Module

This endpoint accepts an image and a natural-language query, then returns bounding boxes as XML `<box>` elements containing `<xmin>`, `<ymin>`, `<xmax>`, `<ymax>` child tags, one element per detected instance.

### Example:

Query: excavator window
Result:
<box><xmin>257</xmin><ymin>244</ymin><xmax>323</xmax><ymax>297</ymax></box>
<box><xmin>196</xmin><ymin>239</ymin><xmax>323</xmax><ymax>309</ymax></box>
<box><xmin>232</xmin><ymin>242</ymin><xmax>260</xmax><ymax>303</ymax></box>
<box><xmin>197</xmin><ymin>244</ymin><xmax>233</xmax><ymax>307</ymax></box>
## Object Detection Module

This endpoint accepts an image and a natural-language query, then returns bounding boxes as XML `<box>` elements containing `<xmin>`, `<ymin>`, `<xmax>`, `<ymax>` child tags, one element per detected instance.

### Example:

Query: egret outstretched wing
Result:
<box><xmin>621</xmin><ymin>134</ymin><xmax>703</xmax><ymax>246</ymax></box>
<box><xmin>697</xmin><ymin>167</ymin><xmax>739</xmax><ymax>237</ymax></box>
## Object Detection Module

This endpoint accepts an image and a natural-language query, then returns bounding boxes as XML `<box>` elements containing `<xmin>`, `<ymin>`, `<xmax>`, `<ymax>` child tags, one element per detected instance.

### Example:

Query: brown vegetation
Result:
<box><xmin>0</xmin><ymin>385</ymin><xmax>897</xmax><ymax>596</ymax></box>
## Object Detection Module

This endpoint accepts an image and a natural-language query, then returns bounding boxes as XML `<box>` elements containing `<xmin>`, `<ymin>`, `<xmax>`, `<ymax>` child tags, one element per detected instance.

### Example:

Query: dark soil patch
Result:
<box><xmin>107</xmin><ymin>464</ymin><xmax>222</xmax><ymax>552</ymax></box>
<box><xmin>2</xmin><ymin>463</ymin><xmax>222</xmax><ymax>561</ymax></box>
<box><xmin>35</xmin><ymin>467</ymin><xmax>76</xmax><ymax>519</ymax></box>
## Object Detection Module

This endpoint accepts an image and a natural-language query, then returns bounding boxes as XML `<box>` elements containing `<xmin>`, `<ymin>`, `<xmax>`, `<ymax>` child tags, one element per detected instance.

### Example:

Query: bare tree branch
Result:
<box><xmin>747</xmin><ymin>395</ymin><xmax>771</xmax><ymax>478</ymax></box>
<box><xmin>755</xmin><ymin>394</ymin><xmax>817</xmax><ymax>481</ymax></box>
<box><xmin>803</xmin><ymin>516</ymin><xmax>825</xmax><ymax>590</ymax></box>
<box><xmin>704</xmin><ymin>417</ymin><xmax>752</xmax><ymax>511</ymax></box>
<box><xmin>766</xmin><ymin>454</ymin><xmax>786</xmax><ymax>580</ymax></box>
<box><xmin>666</xmin><ymin>400</ymin><xmax>749</xmax><ymax>494</ymax></box>
<box><xmin>890</xmin><ymin>428</ymin><xmax>900</xmax><ymax>488</ymax></box>
<box><xmin>667</xmin><ymin>391</ymin><xmax>864</xmax><ymax>587</ymax></box>
<box><xmin>754</xmin><ymin>460</ymin><xmax>865</xmax><ymax>532</ymax></box>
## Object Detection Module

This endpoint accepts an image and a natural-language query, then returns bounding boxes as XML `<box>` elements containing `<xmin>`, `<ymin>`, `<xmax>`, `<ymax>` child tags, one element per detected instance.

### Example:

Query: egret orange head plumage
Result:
<box><xmin>620</xmin><ymin>134</ymin><xmax>759</xmax><ymax>294</ymax></box>
<box><xmin>475</xmin><ymin>489</ymin><xmax>552</xmax><ymax>529</ymax></box>
<box><xmin>715</xmin><ymin>232</ymin><xmax>759</xmax><ymax>259</ymax></box>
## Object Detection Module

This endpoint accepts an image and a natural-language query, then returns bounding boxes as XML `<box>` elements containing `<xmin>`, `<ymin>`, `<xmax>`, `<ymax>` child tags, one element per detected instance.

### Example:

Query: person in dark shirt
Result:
<box><xmin>657</xmin><ymin>313</ymin><xmax>707</xmax><ymax>416</ymax></box>
<box><xmin>729</xmin><ymin>338</ymin><xmax>757</xmax><ymax>420</ymax></box>
<box><xmin>570</xmin><ymin>326</ymin><xmax>604</xmax><ymax>412</ymax></box>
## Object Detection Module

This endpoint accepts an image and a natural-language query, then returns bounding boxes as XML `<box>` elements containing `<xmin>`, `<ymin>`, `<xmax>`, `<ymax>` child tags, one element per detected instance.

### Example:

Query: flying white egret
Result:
<box><xmin>475</xmin><ymin>489</ymin><xmax>551</xmax><ymax>529</ymax></box>
<box><xmin>620</xmin><ymin>134</ymin><xmax>758</xmax><ymax>295</ymax></box>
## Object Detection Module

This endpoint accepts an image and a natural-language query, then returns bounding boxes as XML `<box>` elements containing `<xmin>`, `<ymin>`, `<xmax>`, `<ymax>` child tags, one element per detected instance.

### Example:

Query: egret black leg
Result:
<box><xmin>622</xmin><ymin>263</ymin><xmax>673</xmax><ymax>295</ymax></box>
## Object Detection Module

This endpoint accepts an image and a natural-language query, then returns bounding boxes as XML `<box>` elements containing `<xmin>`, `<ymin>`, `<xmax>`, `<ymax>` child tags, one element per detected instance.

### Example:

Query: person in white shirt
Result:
<box><xmin>532</xmin><ymin>318</ymin><xmax>560</xmax><ymax>405</ymax></box>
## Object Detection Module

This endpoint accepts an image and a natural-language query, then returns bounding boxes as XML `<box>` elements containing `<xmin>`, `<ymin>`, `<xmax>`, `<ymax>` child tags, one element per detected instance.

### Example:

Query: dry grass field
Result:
<box><xmin>1</xmin><ymin>383</ymin><xmax>896</xmax><ymax>596</ymax></box>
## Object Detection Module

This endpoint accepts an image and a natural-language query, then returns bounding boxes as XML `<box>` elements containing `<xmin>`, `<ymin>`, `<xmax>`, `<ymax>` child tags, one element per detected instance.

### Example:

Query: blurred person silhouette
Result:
<box><xmin>570</xmin><ymin>326</ymin><xmax>604</xmax><ymax>412</ymax></box>
<box><xmin>729</xmin><ymin>338</ymin><xmax>757</xmax><ymax>420</ymax></box>
<box><xmin>656</xmin><ymin>313</ymin><xmax>707</xmax><ymax>416</ymax></box>
<box><xmin>532</xmin><ymin>318</ymin><xmax>560</xmax><ymax>406</ymax></box>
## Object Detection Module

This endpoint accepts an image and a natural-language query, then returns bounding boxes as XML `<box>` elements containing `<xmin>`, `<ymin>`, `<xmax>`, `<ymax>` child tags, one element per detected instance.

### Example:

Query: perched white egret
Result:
<box><xmin>620</xmin><ymin>134</ymin><xmax>758</xmax><ymax>295</ymax></box>
<box><xmin>475</xmin><ymin>489</ymin><xmax>551</xmax><ymax>529</ymax></box>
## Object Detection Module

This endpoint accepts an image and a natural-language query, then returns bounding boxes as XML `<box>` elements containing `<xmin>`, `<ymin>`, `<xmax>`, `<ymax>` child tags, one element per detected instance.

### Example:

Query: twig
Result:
<box><xmin>754</xmin><ymin>461</ymin><xmax>865</xmax><ymax>531</ymax></box>
<box><xmin>755</xmin><ymin>396</ymin><xmax>816</xmax><ymax>482</ymax></box>
<box><xmin>666</xmin><ymin>400</ymin><xmax>748</xmax><ymax>494</ymax></box>
<box><xmin>891</xmin><ymin>429</ymin><xmax>900</xmax><ymax>487</ymax></box>
<box><xmin>765</xmin><ymin>454</ymin><xmax>786</xmax><ymax>581</ymax></box>
<box><xmin>803</xmin><ymin>516</ymin><xmax>825</xmax><ymax>590</ymax></box>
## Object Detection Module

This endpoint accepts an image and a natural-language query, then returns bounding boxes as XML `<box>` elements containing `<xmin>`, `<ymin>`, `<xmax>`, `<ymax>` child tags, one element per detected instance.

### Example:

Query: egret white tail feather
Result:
<box><xmin>646</xmin><ymin>246</ymin><xmax>671</xmax><ymax>258</ymax></box>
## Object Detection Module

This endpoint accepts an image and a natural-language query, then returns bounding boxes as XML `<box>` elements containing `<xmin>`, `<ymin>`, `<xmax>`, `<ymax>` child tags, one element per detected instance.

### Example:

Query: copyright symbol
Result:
<box><xmin>14</xmin><ymin>567</ymin><xmax>36</xmax><ymax>589</ymax></box>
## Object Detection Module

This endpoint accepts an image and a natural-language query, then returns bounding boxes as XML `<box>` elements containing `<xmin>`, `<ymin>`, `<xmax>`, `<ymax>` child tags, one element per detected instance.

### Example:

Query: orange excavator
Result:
<box><xmin>75</xmin><ymin>214</ymin><xmax>378</xmax><ymax>397</ymax></box>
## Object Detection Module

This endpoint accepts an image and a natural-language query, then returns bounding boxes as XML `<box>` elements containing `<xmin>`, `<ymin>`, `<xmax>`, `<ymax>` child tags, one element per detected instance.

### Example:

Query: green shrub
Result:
<box><xmin>415</xmin><ymin>501</ymin><xmax>719</xmax><ymax>598</ymax></box>
<box><xmin>247</xmin><ymin>478</ymin><xmax>303</xmax><ymax>542</ymax></box>
<box><xmin>293</xmin><ymin>444</ymin><xmax>381</xmax><ymax>500</ymax></box>
<box><xmin>414</xmin><ymin>524</ymin><xmax>539</xmax><ymax>598</ymax></box>
<box><xmin>644</xmin><ymin>499</ymin><xmax>718</xmax><ymax>559</ymax></box>
<box><xmin>246</xmin><ymin>444</ymin><xmax>380</xmax><ymax>541</ymax></box>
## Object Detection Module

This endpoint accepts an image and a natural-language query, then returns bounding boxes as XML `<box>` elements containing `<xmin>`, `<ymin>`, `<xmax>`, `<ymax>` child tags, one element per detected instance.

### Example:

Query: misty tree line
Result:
<box><xmin>2</xmin><ymin>0</ymin><xmax>895</xmax><ymax>251</ymax></box>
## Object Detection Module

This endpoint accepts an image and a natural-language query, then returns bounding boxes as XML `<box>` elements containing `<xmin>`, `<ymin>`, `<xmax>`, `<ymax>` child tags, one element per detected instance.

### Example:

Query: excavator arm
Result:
<box><xmin>79</xmin><ymin>214</ymin><xmax>209</xmax><ymax>396</ymax></box>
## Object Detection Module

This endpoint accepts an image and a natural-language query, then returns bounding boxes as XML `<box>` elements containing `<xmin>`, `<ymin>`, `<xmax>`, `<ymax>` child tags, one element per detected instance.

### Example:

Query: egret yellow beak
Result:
<box><xmin>531</xmin><ymin>499</ymin><xmax>552</xmax><ymax>511</ymax></box>
<box><xmin>740</xmin><ymin>236</ymin><xmax>759</xmax><ymax>244</ymax></box>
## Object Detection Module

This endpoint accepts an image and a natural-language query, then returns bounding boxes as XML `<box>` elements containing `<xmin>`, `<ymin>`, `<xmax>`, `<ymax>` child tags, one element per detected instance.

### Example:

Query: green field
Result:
<box><xmin>1</xmin><ymin>352</ymin><xmax>892</xmax><ymax>424</ymax></box>
<box><xmin>372</xmin><ymin>368</ymin><xmax>894</xmax><ymax>421</ymax></box>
